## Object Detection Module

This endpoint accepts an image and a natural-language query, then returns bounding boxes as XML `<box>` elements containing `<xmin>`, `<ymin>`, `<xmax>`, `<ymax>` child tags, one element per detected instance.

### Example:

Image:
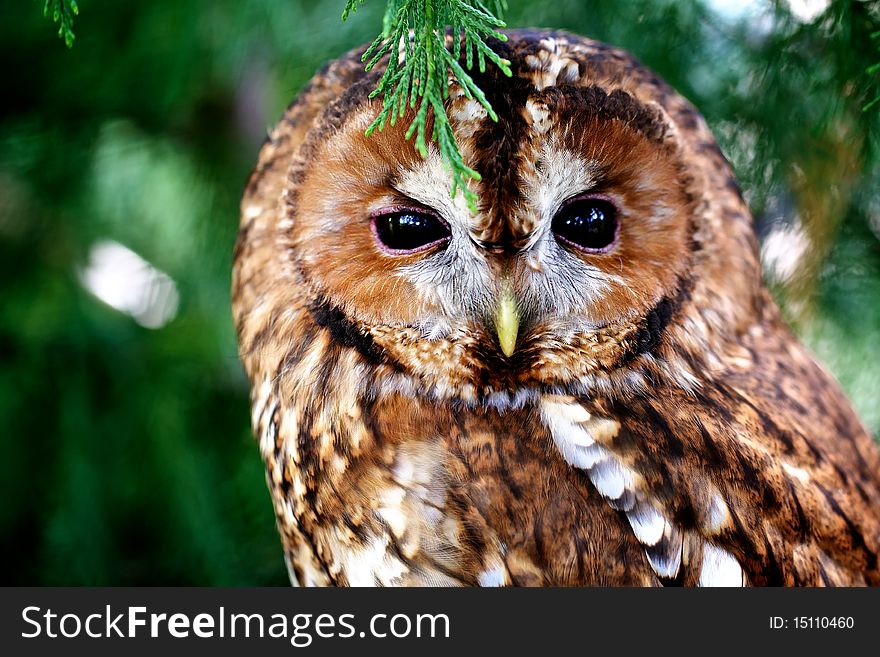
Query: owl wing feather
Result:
<box><xmin>582</xmin><ymin>312</ymin><xmax>880</xmax><ymax>586</ymax></box>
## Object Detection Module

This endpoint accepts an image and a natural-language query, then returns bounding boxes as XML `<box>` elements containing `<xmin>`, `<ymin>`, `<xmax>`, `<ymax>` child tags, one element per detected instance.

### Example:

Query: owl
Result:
<box><xmin>232</xmin><ymin>30</ymin><xmax>880</xmax><ymax>586</ymax></box>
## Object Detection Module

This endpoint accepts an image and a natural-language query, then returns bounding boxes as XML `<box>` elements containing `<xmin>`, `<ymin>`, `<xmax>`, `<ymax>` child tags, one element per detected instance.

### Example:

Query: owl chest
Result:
<box><xmin>266</xmin><ymin>390</ymin><xmax>744</xmax><ymax>586</ymax></box>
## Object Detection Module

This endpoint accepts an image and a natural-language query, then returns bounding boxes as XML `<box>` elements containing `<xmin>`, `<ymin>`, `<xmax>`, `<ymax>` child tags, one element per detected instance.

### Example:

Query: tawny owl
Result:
<box><xmin>232</xmin><ymin>30</ymin><xmax>880</xmax><ymax>586</ymax></box>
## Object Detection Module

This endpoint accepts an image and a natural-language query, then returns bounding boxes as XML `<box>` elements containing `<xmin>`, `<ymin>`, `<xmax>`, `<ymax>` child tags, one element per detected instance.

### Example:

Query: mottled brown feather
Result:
<box><xmin>232</xmin><ymin>30</ymin><xmax>880</xmax><ymax>587</ymax></box>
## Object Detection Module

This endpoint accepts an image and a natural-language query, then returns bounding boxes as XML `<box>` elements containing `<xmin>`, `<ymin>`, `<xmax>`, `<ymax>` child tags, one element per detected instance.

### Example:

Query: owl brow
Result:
<box><xmin>550</xmin><ymin>85</ymin><xmax>672</xmax><ymax>145</ymax></box>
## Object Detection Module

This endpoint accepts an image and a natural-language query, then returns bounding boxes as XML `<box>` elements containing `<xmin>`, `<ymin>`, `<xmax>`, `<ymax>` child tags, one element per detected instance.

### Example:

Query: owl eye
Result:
<box><xmin>371</xmin><ymin>210</ymin><xmax>451</xmax><ymax>254</ymax></box>
<box><xmin>551</xmin><ymin>197</ymin><xmax>619</xmax><ymax>252</ymax></box>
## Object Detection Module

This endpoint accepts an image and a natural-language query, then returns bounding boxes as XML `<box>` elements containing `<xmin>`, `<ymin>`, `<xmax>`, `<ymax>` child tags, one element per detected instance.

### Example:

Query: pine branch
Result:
<box><xmin>41</xmin><ymin>0</ymin><xmax>79</xmax><ymax>48</ymax></box>
<box><xmin>864</xmin><ymin>30</ymin><xmax>880</xmax><ymax>112</ymax></box>
<box><xmin>343</xmin><ymin>0</ymin><xmax>512</xmax><ymax>211</ymax></box>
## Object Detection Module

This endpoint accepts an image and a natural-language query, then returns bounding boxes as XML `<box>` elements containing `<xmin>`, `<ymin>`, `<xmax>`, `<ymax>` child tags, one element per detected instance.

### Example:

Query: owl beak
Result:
<box><xmin>494</xmin><ymin>289</ymin><xmax>520</xmax><ymax>358</ymax></box>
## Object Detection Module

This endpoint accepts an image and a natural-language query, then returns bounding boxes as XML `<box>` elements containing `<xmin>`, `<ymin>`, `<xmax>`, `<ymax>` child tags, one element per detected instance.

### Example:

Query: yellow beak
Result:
<box><xmin>494</xmin><ymin>290</ymin><xmax>520</xmax><ymax>357</ymax></box>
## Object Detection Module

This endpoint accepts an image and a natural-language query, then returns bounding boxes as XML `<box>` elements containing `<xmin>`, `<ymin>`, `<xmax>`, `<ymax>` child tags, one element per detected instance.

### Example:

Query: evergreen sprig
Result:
<box><xmin>343</xmin><ymin>0</ymin><xmax>512</xmax><ymax>211</ymax></box>
<box><xmin>42</xmin><ymin>0</ymin><xmax>79</xmax><ymax>48</ymax></box>
<box><xmin>865</xmin><ymin>30</ymin><xmax>880</xmax><ymax>112</ymax></box>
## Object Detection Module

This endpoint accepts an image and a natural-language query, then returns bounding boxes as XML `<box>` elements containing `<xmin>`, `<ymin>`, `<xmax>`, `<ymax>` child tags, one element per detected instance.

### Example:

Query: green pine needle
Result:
<box><xmin>343</xmin><ymin>0</ymin><xmax>512</xmax><ymax>211</ymax></box>
<box><xmin>42</xmin><ymin>0</ymin><xmax>79</xmax><ymax>48</ymax></box>
<box><xmin>865</xmin><ymin>30</ymin><xmax>880</xmax><ymax>112</ymax></box>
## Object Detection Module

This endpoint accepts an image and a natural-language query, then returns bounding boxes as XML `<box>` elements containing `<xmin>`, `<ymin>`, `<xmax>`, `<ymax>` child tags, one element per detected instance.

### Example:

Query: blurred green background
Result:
<box><xmin>1</xmin><ymin>0</ymin><xmax>878</xmax><ymax>585</ymax></box>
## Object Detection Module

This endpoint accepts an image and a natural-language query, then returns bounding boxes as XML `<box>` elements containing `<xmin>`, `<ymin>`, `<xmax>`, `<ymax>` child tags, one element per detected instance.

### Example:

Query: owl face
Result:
<box><xmin>284</xmin><ymin>38</ymin><xmax>722</xmax><ymax>400</ymax></box>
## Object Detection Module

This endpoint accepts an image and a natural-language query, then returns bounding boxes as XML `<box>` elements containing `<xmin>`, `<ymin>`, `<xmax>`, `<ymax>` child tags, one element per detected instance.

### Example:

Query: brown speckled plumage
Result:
<box><xmin>232</xmin><ymin>30</ymin><xmax>880</xmax><ymax>586</ymax></box>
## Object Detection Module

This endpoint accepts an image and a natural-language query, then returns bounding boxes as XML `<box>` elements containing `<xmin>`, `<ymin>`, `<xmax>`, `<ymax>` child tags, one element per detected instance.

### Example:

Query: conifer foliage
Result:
<box><xmin>343</xmin><ymin>1</ymin><xmax>512</xmax><ymax>209</ymax></box>
<box><xmin>42</xmin><ymin>0</ymin><xmax>78</xmax><ymax>48</ymax></box>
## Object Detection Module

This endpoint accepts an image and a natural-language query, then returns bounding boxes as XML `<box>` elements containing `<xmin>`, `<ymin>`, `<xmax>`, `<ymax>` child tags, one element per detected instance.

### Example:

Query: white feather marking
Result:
<box><xmin>394</xmin><ymin>148</ymin><xmax>471</xmax><ymax>227</ymax></box>
<box><xmin>589</xmin><ymin>458</ymin><xmax>634</xmax><ymax>500</ymax></box>
<box><xmin>281</xmin><ymin>407</ymin><xmax>300</xmax><ymax>464</ymax></box>
<box><xmin>552</xmin><ymin>432</ymin><xmax>607</xmax><ymax>469</ymax></box>
<box><xmin>291</xmin><ymin>476</ymin><xmax>306</xmax><ymax>503</ymax></box>
<box><xmin>451</xmin><ymin>98</ymin><xmax>487</xmax><ymax>123</ymax></box>
<box><xmin>586</xmin><ymin>417</ymin><xmax>621</xmax><ymax>444</ymax></box>
<box><xmin>569</xmin><ymin>443</ymin><xmax>609</xmax><ymax>469</ymax></box>
<box><xmin>376</xmin><ymin>485</ymin><xmax>412</xmax><ymax>541</ymax></box>
<box><xmin>569</xmin><ymin>429</ymin><xmax>598</xmax><ymax>448</ymax></box>
<box><xmin>698</xmin><ymin>543</ymin><xmax>744</xmax><ymax>587</ymax></box>
<box><xmin>646</xmin><ymin>527</ymin><xmax>683</xmax><ymax>579</ymax></box>
<box><xmin>705</xmin><ymin>493</ymin><xmax>731</xmax><ymax>534</ymax></box>
<box><xmin>296</xmin><ymin>333</ymin><xmax>330</xmax><ymax>384</ymax></box>
<box><xmin>608</xmin><ymin>488</ymin><xmax>636</xmax><ymax>512</ymax></box>
<box><xmin>252</xmin><ymin>378</ymin><xmax>273</xmax><ymax>432</ymax></box>
<box><xmin>627</xmin><ymin>502</ymin><xmax>666</xmax><ymax>546</ymax></box>
<box><xmin>258</xmin><ymin>400</ymin><xmax>277</xmax><ymax>460</ymax></box>
<box><xmin>541</xmin><ymin>398</ymin><xmax>609</xmax><ymax>469</ymax></box>
<box><xmin>377</xmin><ymin>506</ymin><xmax>408</xmax><ymax>539</ymax></box>
<box><xmin>525</xmin><ymin>146</ymin><xmax>600</xmax><ymax>235</ymax></box>
<box><xmin>477</xmin><ymin>565</ymin><xmax>507</xmax><ymax>587</ymax></box>
<box><xmin>782</xmin><ymin>461</ymin><xmax>810</xmax><ymax>485</ymax></box>
<box><xmin>379</xmin><ymin>485</ymin><xmax>407</xmax><ymax>507</ymax></box>
<box><xmin>523</xmin><ymin>99</ymin><xmax>552</xmax><ymax>134</ymax></box>
<box><xmin>542</xmin><ymin>397</ymin><xmax>592</xmax><ymax>423</ymax></box>
<box><xmin>485</xmin><ymin>390</ymin><xmax>533</xmax><ymax>411</ymax></box>
<box><xmin>340</xmin><ymin>534</ymin><xmax>408</xmax><ymax>587</ymax></box>
<box><xmin>555</xmin><ymin>420</ymin><xmax>596</xmax><ymax>448</ymax></box>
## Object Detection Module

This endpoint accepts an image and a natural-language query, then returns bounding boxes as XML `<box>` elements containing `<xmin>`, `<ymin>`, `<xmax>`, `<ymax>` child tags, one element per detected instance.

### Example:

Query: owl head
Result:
<box><xmin>238</xmin><ymin>30</ymin><xmax>765</xmax><ymax>405</ymax></box>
